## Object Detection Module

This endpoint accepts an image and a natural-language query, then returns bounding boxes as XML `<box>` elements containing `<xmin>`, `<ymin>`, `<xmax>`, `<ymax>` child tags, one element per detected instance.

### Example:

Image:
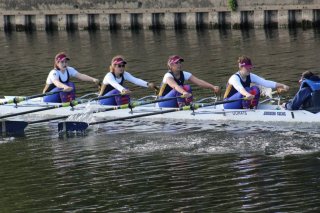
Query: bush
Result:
<box><xmin>228</xmin><ymin>0</ymin><xmax>238</xmax><ymax>12</ymax></box>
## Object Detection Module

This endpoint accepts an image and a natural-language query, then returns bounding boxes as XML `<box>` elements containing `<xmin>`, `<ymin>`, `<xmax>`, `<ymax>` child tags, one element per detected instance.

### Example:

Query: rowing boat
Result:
<box><xmin>1</xmin><ymin>96</ymin><xmax>320</xmax><ymax>124</ymax></box>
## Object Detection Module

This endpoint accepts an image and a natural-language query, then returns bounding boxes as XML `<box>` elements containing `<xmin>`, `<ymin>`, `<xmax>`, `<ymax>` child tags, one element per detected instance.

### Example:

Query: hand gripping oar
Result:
<box><xmin>58</xmin><ymin>97</ymin><xmax>246</xmax><ymax>132</ymax></box>
<box><xmin>0</xmin><ymin>93</ymin><xmax>123</xmax><ymax>120</ymax></box>
<box><xmin>0</xmin><ymin>90</ymin><xmax>61</xmax><ymax>106</ymax></box>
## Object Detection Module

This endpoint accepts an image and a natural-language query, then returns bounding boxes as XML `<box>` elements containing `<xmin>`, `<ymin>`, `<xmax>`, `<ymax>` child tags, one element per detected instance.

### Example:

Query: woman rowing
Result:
<box><xmin>43</xmin><ymin>52</ymin><xmax>100</xmax><ymax>103</ymax></box>
<box><xmin>98</xmin><ymin>55</ymin><xmax>158</xmax><ymax>105</ymax></box>
<box><xmin>223</xmin><ymin>55</ymin><xmax>289</xmax><ymax>109</ymax></box>
<box><xmin>158</xmin><ymin>55</ymin><xmax>220</xmax><ymax>107</ymax></box>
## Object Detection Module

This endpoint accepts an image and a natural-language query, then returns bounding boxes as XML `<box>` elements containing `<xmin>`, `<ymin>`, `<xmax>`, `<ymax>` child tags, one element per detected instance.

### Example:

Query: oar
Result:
<box><xmin>31</xmin><ymin>95</ymin><xmax>183</xmax><ymax>123</ymax></box>
<box><xmin>0</xmin><ymin>120</ymin><xmax>28</xmax><ymax>135</ymax></box>
<box><xmin>57</xmin><ymin>95</ymin><xmax>184</xmax><ymax>132</ymax></box>
<box><xmin>0</xmin><ymin>93</ymin><xmax>122</xmax><ymax>120</ymax></box>
<box><xmin>58</xmin><ymin>98</ymin><xmax>246</xmax><ymax>132</ymax></box>
<box><xmin>0</xmin><ymin>95</ymin><xmax>179</xmax><ymax>134</ymax></box>
<box><xmin>0</xmin><ymin>90</ymin><xmax>62</xmax><ymax>105</ymax></box>
<box><xmin>77</xmin><ymin>95</ymin><xmax>184</xmax><ymax>113</ymax></box>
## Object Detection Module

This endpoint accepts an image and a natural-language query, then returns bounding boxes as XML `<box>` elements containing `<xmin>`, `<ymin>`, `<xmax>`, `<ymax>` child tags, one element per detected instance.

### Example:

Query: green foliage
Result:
<box><xmin>228</xmin><ymin>0</ymin><xmax>238</xmax><ymax>12</ymax></box>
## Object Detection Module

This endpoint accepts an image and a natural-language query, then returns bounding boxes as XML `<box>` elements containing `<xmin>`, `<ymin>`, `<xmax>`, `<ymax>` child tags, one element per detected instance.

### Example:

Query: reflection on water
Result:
<box><xmin>1</xmin><ymin>28</ymin><xmax>320</xmax><ymax>97</ymax></box>
<box><xmin>1</xmin><ymin>29</ymin><xmax>320</xmax><ymax>211</ymax></box>
<box><xmin>2</xmin><ymin>124</ymin><xmax>320</xmax><ymax>212</ymax></box>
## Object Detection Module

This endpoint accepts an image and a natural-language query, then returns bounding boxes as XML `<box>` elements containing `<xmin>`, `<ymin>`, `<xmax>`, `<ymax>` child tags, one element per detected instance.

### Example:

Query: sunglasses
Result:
<box><xmin>116</xmin><ymin>64</ymin><xmax>125</xmax><ymax>68</ymax></box>
<box><xmin>243</xmin><ymin>65</ymin><xmax>253</xmax><ymax>69</ymax></box>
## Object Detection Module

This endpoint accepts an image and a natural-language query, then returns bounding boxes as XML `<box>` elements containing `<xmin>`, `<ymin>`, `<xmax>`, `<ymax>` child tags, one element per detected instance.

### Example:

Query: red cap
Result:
<box><xmin>55</xmin><ymin>53</ymin><xmax>70</xmax><ymax>62</ymax></box>
<box><xmin>239</xmin><ymin>59</ymin><xmax>253</xmax><ymax>68</ymax></box>
<box><xmin>112</xmin><ymin>57</ymin><xmax>127</xmax><ymax>65</ymax></box>
<box><xmin>168</xmin><ymin>55</ymin><xmax>184</xmax><ymax>66</ymax></box>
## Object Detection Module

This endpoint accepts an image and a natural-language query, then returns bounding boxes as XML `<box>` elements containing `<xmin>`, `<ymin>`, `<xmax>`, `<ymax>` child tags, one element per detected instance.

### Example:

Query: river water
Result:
<box><xmin>0</xmin><ymin>28</ymin><xmax>320</xmax><ymax>212</ymax></box>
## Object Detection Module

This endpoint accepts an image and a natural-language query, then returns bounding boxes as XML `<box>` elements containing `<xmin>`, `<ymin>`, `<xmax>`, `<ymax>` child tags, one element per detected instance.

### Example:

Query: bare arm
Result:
<box><xmin>166</xmin><ymin>77</ymin><xmax>190</xmax><ymax>97</ymax></box>
<box><xmin>75</xmin><ymin>73</ymin><xmax>99</xmax><ymax>84</ymax></box>
<box><xmin>239</xmin><ymin>87</ymin><xmax>254</xmax><ymax>98</ymax></box>
<box><xmin>228</xmin><ymin>75</ymin><xmax>254</xmax><ymax>99</ymax></box>
<box><xmin>98</xmin><ymin>84</ymin><xmax>107</xmax><ymax>96</ymax></box>
<box><xmin>51</xmin><ymin>79</ymin><xmax>73</xmax><ymax>92</ymax></box>
<box><xmin>188</xmin><ymin>75</ymin><xmax>220</xmax><ymax>93</ymax></box>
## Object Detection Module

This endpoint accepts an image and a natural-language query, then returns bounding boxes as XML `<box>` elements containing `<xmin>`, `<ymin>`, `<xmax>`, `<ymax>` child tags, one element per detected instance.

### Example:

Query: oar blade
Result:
<box><xmin>58</xmin><ymin>121</ymin><xmax>89</xmax><ymax>133</ymax></box>
<box><xmin>0</xmin><ymin>120</ymin><xmax>28</xmax><ymax>134</ymax></box>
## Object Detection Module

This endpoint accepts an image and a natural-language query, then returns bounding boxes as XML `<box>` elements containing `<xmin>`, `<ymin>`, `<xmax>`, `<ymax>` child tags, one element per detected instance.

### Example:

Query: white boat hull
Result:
<box><xmin>1</xmin><ymin>98</ymin><xmax>320</xmax><ymax>124</ymax></box>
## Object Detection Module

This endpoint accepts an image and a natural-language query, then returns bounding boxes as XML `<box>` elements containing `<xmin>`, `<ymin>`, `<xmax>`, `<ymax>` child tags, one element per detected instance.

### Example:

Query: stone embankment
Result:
<box><xmin>1</xmin><ymin>0</ymin><xmax>320</xmax><ymax>31</ymax></box>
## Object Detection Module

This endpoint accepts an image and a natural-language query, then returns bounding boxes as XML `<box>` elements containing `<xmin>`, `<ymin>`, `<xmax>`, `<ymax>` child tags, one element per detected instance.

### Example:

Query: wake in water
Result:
<box><xmin>75</xmin><ymin>119</ymin><xmax>320</xmax><ymax>157</ymax></box>
<box><xmin>2</xmin><ymin>113</ymin><xmax>320</xmax><ymax>157</ymax></box>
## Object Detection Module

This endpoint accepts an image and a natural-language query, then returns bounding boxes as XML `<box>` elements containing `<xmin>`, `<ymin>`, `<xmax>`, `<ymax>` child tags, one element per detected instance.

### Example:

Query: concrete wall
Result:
<box><xmin>0</xmin><ymin>0</ymin><xmax>320</xmax><ymax>11</ymax></box>
<box><xmin>1</xmin><ymin>0</ymin><xmax>320</xmax><ymax>30</ymax></box>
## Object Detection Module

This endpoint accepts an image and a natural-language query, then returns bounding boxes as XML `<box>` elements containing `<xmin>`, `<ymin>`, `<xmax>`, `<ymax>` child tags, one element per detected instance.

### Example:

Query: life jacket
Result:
<box><xmin>158</xmin><ymin>71</ymin><xmax>185</xmax><ymax>96</ymax></box>
<box><xmin>44</xmin><ymin>69</ymin><xmax>70</xmax><ymax>93</ymax></box>
<box><xmin>101</xmin><ymin>72</ymin><xmax>125</xmax><ymax>96</ymax></box>
<box><xmin>224</xmin><ymin>73</ymin><xmax>251</xmax><ymax>99</ymax></box>
<box><xmin>300</xmin><ymin>78</ymin><xmax>320</xmax><ymax>113</ymax></box>
<box><xmin>300</xmin><ymin>79</ymin><xmax>320</xmax><ymax>91</ymax></box>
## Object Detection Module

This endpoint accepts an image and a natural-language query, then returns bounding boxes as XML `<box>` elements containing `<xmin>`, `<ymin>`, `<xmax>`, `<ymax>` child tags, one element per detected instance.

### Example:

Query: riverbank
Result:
<box><xmin>1</xmin><ymin>0</ymin><xmax>320</xmax><ymax>31</ymax></box>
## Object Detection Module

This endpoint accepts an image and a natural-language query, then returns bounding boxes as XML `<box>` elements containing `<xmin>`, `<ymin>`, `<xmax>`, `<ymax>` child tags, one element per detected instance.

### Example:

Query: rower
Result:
<box><xmin>223</xmin><ymin>55</ymin><xmax>289</xmax><ymax>109</ymax></box>
<box><xmin>98</xmin><ymin>55</ymin><xmax>158</xmax><ymax>105</ymax></box>
<box><xmin>43</xmin><ymin>52</ymin><xmax>100</xmax><ymax>103</ymax></box>
<box><xmin>283</xmin><ymin>71</ymin><xmax>320</xmax><ymax>113</ymax></box>
<box><xmin>158</xmin><ymin>55</ymin><xmax>220</xmax><ymax>108</ymax></box>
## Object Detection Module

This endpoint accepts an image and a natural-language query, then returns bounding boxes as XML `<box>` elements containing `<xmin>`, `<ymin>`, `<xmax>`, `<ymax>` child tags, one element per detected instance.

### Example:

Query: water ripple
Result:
<box><xmin>1</xmin><ymin>29</ymin><xmax>320</xmax><ymax>211</ymax></box>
